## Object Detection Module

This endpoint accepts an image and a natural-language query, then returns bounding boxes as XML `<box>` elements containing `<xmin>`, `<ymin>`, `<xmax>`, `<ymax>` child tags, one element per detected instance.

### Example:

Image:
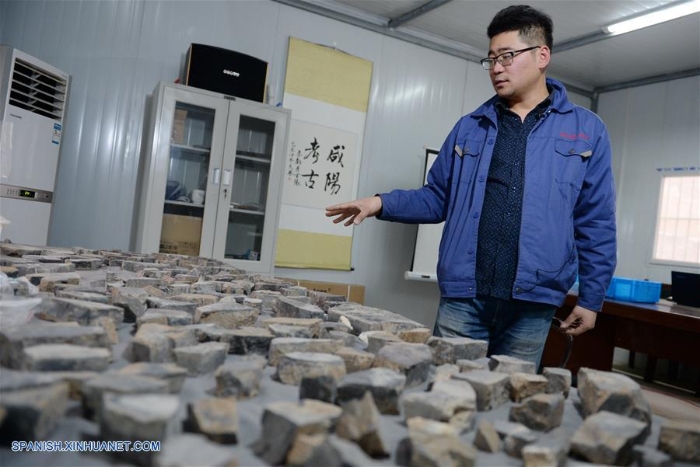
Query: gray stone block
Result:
<box><xmin>54</xmin><ymin>289</ymin><xmax>110</xmax><ymax>304</ymax></box>
<box><xmin>363</xmin><ymin>330</ymin><xmax>403</xmax><ymax>354</ymax></box>
<box><xmin>427</xmin><ymin>337</ymin><xmax>489</xmax><ymax>365</ymax></box>
<box><xmin>82</xmin><ymin>373</ymin><xmax>170</xmax><ymax>420</ymax></box>
<box><xmin>112</xmin><ymin>287</ymin><xmax>149</xmax><ymax>321</ymax></box>
<box><xmin>117</xmin><ymin>363</ymin><xmax>187</xmax><ymax>393</ymax></box>
<box><xmin>335</xmin><ymin>347</ymin><xmax>375</xmax><ymax>373</ymax></box>
<box><xmin>194</xmin><ymin>302</ymin><xmax>258</xmax><ymax>328</ymax></box>
<box><xmin>275</xmin><ymin>351</ymin><xmax>346</xmax><ymax>385</ymax></box>
<box><xmin>509</xmin><ymin>372</ymin><xmax>548</xmax><ymax>402</ymax></box>
<box><xmin>269</xmin><ymin>337</ymin><xmax>342</xmax><ymax>366</ymax></box>
<box><xmin>633</xmin><ymin>445</ymin><xmax>673</xmax><ymax>467</ymax></box>
<box><xmin>577</xmin><ymin>368</ymin><xmax>652</xmax><ymax>430</ymax></box>
<box><xmin>35</xmin><ymin>297</ymin><xmax>124</xmax><ymax>326</ymax></box>
<box><xmin>169</xmin><ymin>293</ymin><xmax>219</xmax><ymax>307</ymax></box>
<box><xmin>489</xmin><ymin>355</ymin><xmax>537</xmax><ymax>374</ymax></box>
<box><xmin>300</xmin><ymin>374</ymin><xmax>337</xmax><ymax>404</ymax></box>
<box><xmin>22</xmin><ymin>343</ymin><xmax>111</xmax><ymax>372</ymax></box>
<box><xmin>397</xmin><ymin>417</ymin><xmax>477</xmax><ymax>467</ymax></box>
<box><xmin>509</xmin><ymin>393</ymin><xmax>565</xmax><ymax>432</ymax></box>
<box><xmin>274</xmin><ymin>296</ymin><xmax>325</xmax><ymax>319</ymax></box>
<box><xmin>658</xmin><ymin>419</ymin><xmax>700</xmax><ymax>463</ymax></box>
<box><xmin>397</xmin><ymin>327</ymin><xmax>432</xmax><ymax>344</ymax></box>
<box><xmin>337</xmin><ymin>367</ymin><xmax>406</xmax><ymax>415</ymax></box>
<box><xmin>137</xmin><ymin>309</ymin><xmax>193</xmax><ymax>327</ymax></box>
<box><xmin>262</xmin><ymin>317</ymin><xmax>323</xmax><ymax>338</ymax></box>
<box><xmin>328</xmin><ymin>304</ymin><xmax>425</xmax><ymax>334</ymax></box>
<box><xmin>570</xmin><ymin>411</ymin><xmax>648</xmax><ymax>465</ymax></box>
<box><xmin>254</xmin><ymin>399</ymin><xmax>342</xmax><ymax>465</ymax></box>
<box><xmin>185</xmin><ymin>397</ymin><xmax>238</xmax><ymax>444</ymax></box>
<box><xmin>522</xmin><ymin>436</ymin><xmax>569</xmax><ymax>467</ymax></box>
<box><xmin>336</xmin><ymin>392</ymin><xmax>389</xmax><ymax>458</ymax></box>
<box><xmin>125</xmin><ymin>277</ymin><xmax>163</xmax><ymax>288</ymax></box>
<box><xmin>474</xmin><ymin>420</ymin><xmax>501</xmax><ymax>453</ymax></box>
<box><xmin>374</xmin><ymin>343</ymin><xmax>432</xmax><ymax>388</ymax></box>
<box><xmin>173</xmin><ymin>342</ymin><xmax>229</xmax><ymax>376</ymax></box>
<box><xmin>543</xmin><ymin>367</ymin><xmax>571</xmax><ymax>398</ymax></box>
<box><xmin>215</xmin><ymin>357</ymin><xmax>266</xmax><ymax>399</ymax></box>
<box><xmin>0</xmin><ymin>374</ymin><xmax>68</xmax><ymax>440</ymax></box>
<box><xmin>154</xmin><ymin>433</ymin><xmax>239</xmax><ymax>467</ymax></box>
<box><xmin>452</xmin><ymin>370</ymin><xmax>510</xmax><ymax>411</ymax></box>
<box><xmin>146</xmin><ymin>297</ymin><xmax>197</xmax><ymax>315</ymax></box>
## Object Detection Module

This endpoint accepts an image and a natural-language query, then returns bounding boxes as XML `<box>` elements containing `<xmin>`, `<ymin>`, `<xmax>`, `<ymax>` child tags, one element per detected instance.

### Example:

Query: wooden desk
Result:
<box><xmin>541</xmin><ymin>295</ymin><xmax>700</xmax><ymax>394</ymax></box>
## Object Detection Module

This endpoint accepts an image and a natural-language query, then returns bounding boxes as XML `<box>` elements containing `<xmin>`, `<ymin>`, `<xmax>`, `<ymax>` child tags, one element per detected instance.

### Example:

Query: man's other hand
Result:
<box><xmin>325</xmin><ymin>196</ymin><xmax>382</xmax><ymax>227</ymax></box>
<box><xmin>560</xmin><ymin>305</ymin><xmax>597</xmax><ymax>336</ymax></box>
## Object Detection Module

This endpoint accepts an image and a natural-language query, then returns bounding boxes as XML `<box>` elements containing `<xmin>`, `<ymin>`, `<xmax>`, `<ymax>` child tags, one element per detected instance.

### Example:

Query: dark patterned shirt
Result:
<box><xmin>476</xmin><ymin>95</ymin><xmax>552</xmax><ymax>300</ymax></box>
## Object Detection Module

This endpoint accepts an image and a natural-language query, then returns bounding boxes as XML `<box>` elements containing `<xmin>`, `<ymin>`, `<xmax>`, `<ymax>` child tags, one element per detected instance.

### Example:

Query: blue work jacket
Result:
<box><xmin>378</xmin><ymin>78</ymin><xmax>616</xmax><ymax>312</ymax></box>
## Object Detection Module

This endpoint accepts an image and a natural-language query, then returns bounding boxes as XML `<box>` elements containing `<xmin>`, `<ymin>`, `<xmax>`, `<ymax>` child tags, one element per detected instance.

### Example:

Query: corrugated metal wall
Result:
<box><xmin>1</xmin><ymin>0</ymin><xmax>593</xmax><ymax>326</ymax></box>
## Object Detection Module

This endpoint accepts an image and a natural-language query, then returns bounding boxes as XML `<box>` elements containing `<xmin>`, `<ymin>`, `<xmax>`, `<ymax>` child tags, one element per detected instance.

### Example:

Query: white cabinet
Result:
<box><xmin>133</xmin><ymin>82</ymin><xmax>290</xmax><ymax>274</ymax></box>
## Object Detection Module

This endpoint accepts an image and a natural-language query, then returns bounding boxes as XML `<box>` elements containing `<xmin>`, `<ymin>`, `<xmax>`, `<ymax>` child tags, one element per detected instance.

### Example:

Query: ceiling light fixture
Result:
<box><xmin>604</xmin><ymin>0</ymin><xmax>700</xmax><ymax>35</ymax></box>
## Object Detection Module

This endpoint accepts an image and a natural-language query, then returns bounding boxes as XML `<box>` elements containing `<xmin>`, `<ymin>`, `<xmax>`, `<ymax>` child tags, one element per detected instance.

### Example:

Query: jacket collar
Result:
<box><xmin>472</xmin><ymin>77</ymin><xmax>575</xmax><ymax>124</ymax></box>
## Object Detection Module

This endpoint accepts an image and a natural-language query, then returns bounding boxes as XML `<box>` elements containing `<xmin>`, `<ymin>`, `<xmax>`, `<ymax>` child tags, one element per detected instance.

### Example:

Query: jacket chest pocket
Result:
<box><xmin>455</xmin><ymin>139</ymin><xmax>483</xmax><ymax>185</ymax></box>
<box><xmin>554</xmin><ymin>138</ymin><xmax>590</xmax><ymax>190</ymax></box>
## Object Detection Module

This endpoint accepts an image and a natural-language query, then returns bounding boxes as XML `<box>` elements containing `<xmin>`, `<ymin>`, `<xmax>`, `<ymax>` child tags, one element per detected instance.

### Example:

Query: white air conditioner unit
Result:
<box><xmin>0</xmin><ymin>45</ymin><xmax>70</xmax><ymax>245</ymax></box>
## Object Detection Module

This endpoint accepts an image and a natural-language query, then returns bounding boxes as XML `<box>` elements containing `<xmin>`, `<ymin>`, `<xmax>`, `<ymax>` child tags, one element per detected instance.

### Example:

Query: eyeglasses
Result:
<box><xmin>480</xmin><ymin>46</ymin><xmax>541</xmax><ymax>70</ymax></box>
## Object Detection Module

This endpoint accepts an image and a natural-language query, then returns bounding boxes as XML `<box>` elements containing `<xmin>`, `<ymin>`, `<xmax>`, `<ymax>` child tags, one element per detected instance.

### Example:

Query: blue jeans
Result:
<box><xmin>433</xmin><ymin>295</ymin><xmax>556</xmax><ymax>370</ymax></box>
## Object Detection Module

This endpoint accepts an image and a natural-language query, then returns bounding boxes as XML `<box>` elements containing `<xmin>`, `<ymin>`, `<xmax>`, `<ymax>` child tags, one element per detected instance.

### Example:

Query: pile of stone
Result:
<box><xmin>1</xmin><ymin>243</ymin><xmax>698</xmax><ymax>467</ymax></box>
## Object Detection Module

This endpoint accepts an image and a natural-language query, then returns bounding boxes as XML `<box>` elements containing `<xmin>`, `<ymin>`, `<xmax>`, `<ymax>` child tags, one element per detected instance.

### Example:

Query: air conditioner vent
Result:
<box><xmin>9</xmin><ymin>58</ymin><xmax>67</xmax><ymax>120</ymax></box>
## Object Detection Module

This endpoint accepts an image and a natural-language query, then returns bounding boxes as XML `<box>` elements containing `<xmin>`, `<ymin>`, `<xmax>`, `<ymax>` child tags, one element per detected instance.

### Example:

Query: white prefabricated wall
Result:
<box><xmin>0</xmin><ymin>0</ymin><xmax>590</xmax><ymax>326</ymax></box>
<box><xmin>597</xmin><ymin>75</ymin><xmax>700</xmax><ymax>283</ymax></box>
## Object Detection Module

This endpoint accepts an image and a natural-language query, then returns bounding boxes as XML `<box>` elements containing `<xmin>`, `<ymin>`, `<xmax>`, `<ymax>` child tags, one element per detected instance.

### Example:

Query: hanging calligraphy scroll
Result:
<box><xmin>275</xmin><ymin>37</ymin><xmax>373</xmax><ymax>270</ymax></box>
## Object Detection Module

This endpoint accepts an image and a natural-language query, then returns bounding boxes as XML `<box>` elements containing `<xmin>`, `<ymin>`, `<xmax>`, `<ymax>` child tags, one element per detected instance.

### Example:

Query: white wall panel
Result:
<box><xmin>597</xmin><ymin>76</ymin><xmax>700</xmax><ymax>283</ymax></box>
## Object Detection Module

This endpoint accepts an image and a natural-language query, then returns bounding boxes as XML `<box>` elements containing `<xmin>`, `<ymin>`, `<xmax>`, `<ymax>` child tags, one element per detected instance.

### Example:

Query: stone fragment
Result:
<box><xmin>146</xmin><ymin>297</ymin><xmax>197</xmax><ymax>315</ymax></box>
<box><xmin>220</xmin><ymin>280</ymin><xmax>253</xmax><ymax>295</ymax></box>
<box><xmin>577</xmin><ymin>368</ymin><xmax>652</xmax><ymax>429</ymax></box>
<box><xmin>398</xmin><ymin>327</ymin><xmax>432</xmax><ymax>344</ymax></box>
<box><xmin>66</xmin><ymin>256</ymin><xmax>103</xmax><ymax>270</ymax></box>
<box><xmin>112</xmin><ymin>287</ymin><xmax>149</xmax><ymax>321</ymax></box>
<box><xmin>154</xmin><ymin>433</ymin><xmax>239</xmax><ymax>467</ymax></box>
<box><xmin>54</xmin><ymin>289</ymin><xmax>110</xmax><ymax>304</ymax></box>
<box><xmin>268</xmin><ymin>323</ymin><xmax>312</xmax><ymax>338</ymax></box>
<box><xmin>137</xmin><ymin>309</ymin><xmax>193</xmax><ymax>327</ymax></box>
<box><xmin>543</xmin><ymin>367</ymin><xmax>571</xmax><ymax>398</ymax></box>
<box><xmin>1</xmin><ymin>243</ymin><xmax>43</xmax><ymax>256</ymax></box>
<box><xmin>374</xmin><ymin>343</ymin><xmax>432</xmax><ymax>387</ymax></box>
<box><xmin>100</xmin><ymin>393</ymin><xmax>180</xmax><ymax>465</ymax></box>
<box><xmin>286</xmin><ymin>433</ymin><xmax>327</xmax><ymax>466</ymax></box>
<box><xmin>125</xmin><ymin>277</ymin><xmax>162</xmax><ymax>288</ymax></box>
<box><xmin>0</xmin><ymin>372</ymin><xmax>68</xmax><ymax>440</ymax></box>
<box><xmin>304</xmin><ymin>435</ymin><xmax>379</xmax><ymax>467</ymax></box>
<box><xmin>633</xmin><ymin>445</ymin><xmax>673</xmax><ymax>467</ymax></box>
<box><xmin>194</xmin><ymin>302</ymin><xmax>258</xmax><ymax>328</ymax></box>
<box><xmin>452</xmin><ymin>370</ymin><xmax>510</xmax><ymax>411</ymax></box>
<box><xmin>307</xmin><ymin>290</ymin><xmax>347</xmax><ymax>311</ymax></box>
<box><xmin>166</xmin><ymin>283</ymin><xmax>190</xmax><ymax>295</ymax></box>
<box><xmin>274</xmin><ymin>296</ymin><xmax>325</xmax><ymax>319</ymax></box>
<box><xmin>190</xmin><ymin>281</ymin><xmax>222</xmax><ymax>294</ymax></box>
<box><xmin>335</xmin><ymin>392</ymin><xmax>388</xmax><ymax>458</ymax></box>
<box><xmin>118</xmin><ymin>363</ymin><xmax>187</xmax><ymax>393</ymax></box>
<box><xmin>428</xmin><ymin>363</ymin><xmax>460</xmax><ymax>389</ymax></box>
<box><xmin>521</xmin><ymin>436</ymin><xmax>569</xmax><ymax>467</ymax></box>
<box><xmin>254</xmin><ymin>399</ymin><xmax>342</xmax><ymax>465</ymax></box>
<box><xmin>509</xmin><ymin>393</ymin><xmax>565</xmax><ymax>432</ymax></box>
<box><xmin>22</xmin><ymin>343</ymin><xmax>111</xmax><ymax>372</ymax></box>
<box><xmin>82</xmin><ymin>373</ymin><xmax>170</xmax><ymax>420</ymax></box>
<box><xmin>397</xmin><ymin>417</ymin><xmax>477</xmax><ymax>467</ymax></box>
<box><xmin>401</xmin><ymin>379</ymin><xmax>476</xmax><ymax>422</ymax></box>
<box><xmin>509</xmin><ymin>372</ymin><xmax>548</xmax><ymax>402</ymax></box>
<box><xmin>26</xmin><ymin>271</ymin><xmax>80</xmax><ymax>290</ymax></box>
<box><xmin>331</xmin><ymin>331</ymin><xmax>366</xmax><ymax>348</ymax></box>
<box><xmin>334</xmin><ymin>347</ymin><xmax>375</xmax><ymax>373</ymax></box>
<box><xmin>427</xmin><ymin>337</ymin><xmax>489</xmax><ymax>364</ymax></box>
<box><xmin>504</xmin><ymin>428</ymin><xmax>539</xmax><ymax>458</ymax></box>
<box><xmin>206</xmin><ymin>326</ymin><xmax>273</xmax><ymax>356</ymax></box>
<box><xmin>242</xmin><ymin>297</ymin><xmax>262</xmax><ymax>311</ymax></box>
<box><xmin>215</xmin><ymin>357</ymin><xmax>266</xmax><ymax>398</ymax></box>
<box><xmin>35</xmin><ymin>297</ymin><xmax>123</xmax><ymax>326</ymax></box>
<box><xmin>269</xmin><ymin>337</ymin><xmax>342</xmax><ymax>366</ymax></box>
<box><xmin>262</xmin><ymin>317</ymin><xmax>323</xmax><ymax>337</ymax></box>
<box><xmin>173</xmin><ymin>342</ymin><xmax>228</xmax><ymax>376</ymax></box>
<box><xmin>658</xmin><ymin>419</ymin><xmax>700</xmax><ymax>463</ymax></box>
<box><xmin>276</xmin><ymin>351</ymin><xmax>346</xmax><ymax>385</ymax></box>
<box><xmin>130</xmin><ymin>324</ymin><xmax>173</xmax><ymax>363</ymax></box>
<box><xmin>329</xmin><ymin>304</ymin><xmax>425</xmax><ymax>334</ymax></box>
<box><xmin>337</xmin><ymin>367</ymin><xmax>406</xmax><ymax>415</ymax></box>
<box><xmin>142</xmin><ymin>285</ymin><xmax>167</xmax><ymax>298</ymax></box>
<box><xmin>281</xmin><ymin>285</ymin><xmax>307</xmax><ymax>297</ymax></box>
<box><xmin>474</xmin><ymin>420</ymin><xmax>501</xmax><ymax>453</ymax></box>
<box><xmin>48</xmin><ymin>371</ymin><xmax>98</xmax><ymax>400</ymax></box>
<box><xmin>570</xmin><ymin>411</ymin><xmax>648</xmax><ymax>466</ymax></box>
<box><xmin>489</xmin><ymin>354</ymin><xmax>537</xmax><ymax>374</ymax></box>
<box><xmin>300</xmin><ymin>375</ymin><xmax>337</xmax><ymax>403</ymax></box>
<box><xmin>456</xmin><ymin>359</ymin><xmax>486</xmax><ymax>372</ymax></box>
<box><xmin>98</xmin><ymin>316</ymin><xmax>119</xmax><ymax>344</ymax></box>
<box><xmin>170</xmin><ymin>293</ymin><xmax>219</xmax><ymax>307</ymax></box>
<box><xmin>0</xmin><ymin>322</ymin><xmax>110</xmax><ymax>368</ymax></box>
<box><xmin>185</xmin><ymin>397</ymin><xmax>238</xmax><ymax>444</ymax></box>
<box><xmin>319</xmin><ymin>321</ymin><xmax>352</xmax><ymax>338</ymax></box>
<box><xmin>363</xmin><ymin>330</ymin><xmax>403</xmax><ymax>353</ymax></box>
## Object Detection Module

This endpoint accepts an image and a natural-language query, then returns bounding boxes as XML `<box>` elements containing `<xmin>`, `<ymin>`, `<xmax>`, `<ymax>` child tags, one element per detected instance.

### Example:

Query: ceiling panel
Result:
<box><xmin>333</xmin><ymin>0</ymin><xmax>426</xmax><ymax>20</ymax></box>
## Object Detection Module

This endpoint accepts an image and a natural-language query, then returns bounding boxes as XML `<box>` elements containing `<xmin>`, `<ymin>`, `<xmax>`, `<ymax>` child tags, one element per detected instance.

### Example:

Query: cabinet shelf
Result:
<box><xmin>230</xmin><ymin>207</ymin><xmax>265</xmax><ymax>216</ymax></box>
<box><xmin>165</xmin><ymin>200</ymin><xmax>204</xmax><ymax>208</ymax></box>
<box><xmin>171</xmin><ymin>143</ymin><xmax>210</xmax><ymax>154</ymax></box>
<box><xmin>236</xmin><ymin>154</ymin><xmax>271</xmax><ymax>165</ymax></box>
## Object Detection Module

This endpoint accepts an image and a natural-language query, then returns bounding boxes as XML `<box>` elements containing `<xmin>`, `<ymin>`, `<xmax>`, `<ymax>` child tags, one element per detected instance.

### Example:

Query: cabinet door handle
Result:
<box><xmin>223</xmin><ymin>169</ymin><xmax>232</xmax><ymax>186</ymax></box>
<box><xmin>212</xmin><ymin>168</ymin><xmax>221</xmax><ymax>185</ymax></box>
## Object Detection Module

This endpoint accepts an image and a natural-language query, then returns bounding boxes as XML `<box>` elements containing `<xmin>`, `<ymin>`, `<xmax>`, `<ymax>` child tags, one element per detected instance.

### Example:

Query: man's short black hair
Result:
<box><xmin>487</xmin><ymin>5</ymin><xmax>553</xmax><ymax>51</ymax></box>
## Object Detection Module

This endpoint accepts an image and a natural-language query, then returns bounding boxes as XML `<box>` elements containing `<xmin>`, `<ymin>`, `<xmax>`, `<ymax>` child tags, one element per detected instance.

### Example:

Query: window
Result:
<box><xmin>652</xmin><ymin>174</ymin><xmax>700</xmax><ymax>265</ymax></box>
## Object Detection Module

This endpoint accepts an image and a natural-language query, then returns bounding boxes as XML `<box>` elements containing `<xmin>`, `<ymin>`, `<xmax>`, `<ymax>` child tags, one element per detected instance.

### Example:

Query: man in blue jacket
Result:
<box><xmin>326</xmin><ymin>5</ymin><xmax>616</xmax><ymax>368</ymax></box>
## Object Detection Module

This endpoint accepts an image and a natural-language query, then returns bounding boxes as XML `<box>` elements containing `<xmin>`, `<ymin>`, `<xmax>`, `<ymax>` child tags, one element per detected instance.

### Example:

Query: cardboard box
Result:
<box><xmin>159</xmin><ymin>214</ymin><xmax>202</xmax><ymax>256</ymax></box>
<box><xmin>280</xmin><ymin>278</ymin><xmax>365</xmax><ymax>305</ymax></box>
<box><xmin>171</xmin><ymin>109</ymin><xmax>187</xmax><ymax>144</ymax></box>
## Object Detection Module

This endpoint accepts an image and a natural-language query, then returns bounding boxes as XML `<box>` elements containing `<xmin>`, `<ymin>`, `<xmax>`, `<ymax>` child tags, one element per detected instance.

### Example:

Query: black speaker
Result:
<box><xmin>184</xmin><ymin>44</ymin><xmax>267</xmax><ymax>102</ymax></box>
